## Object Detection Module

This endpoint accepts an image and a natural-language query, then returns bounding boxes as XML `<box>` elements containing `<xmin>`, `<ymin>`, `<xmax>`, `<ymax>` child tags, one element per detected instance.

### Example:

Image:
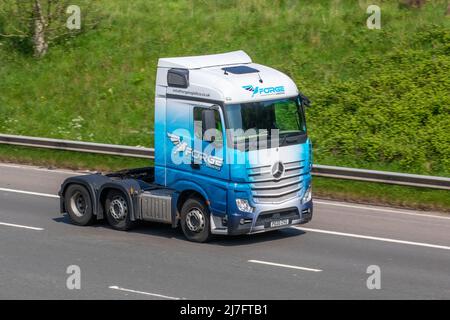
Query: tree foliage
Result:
<box><xmin>0</xmin><ymin>0</ymin><xmax>100</xmax><ymax>57</ymax></box>
<box><xmin>399</xmin><ymin>0</ymin><xmax>427</xmax><ymax>8</ymax></box>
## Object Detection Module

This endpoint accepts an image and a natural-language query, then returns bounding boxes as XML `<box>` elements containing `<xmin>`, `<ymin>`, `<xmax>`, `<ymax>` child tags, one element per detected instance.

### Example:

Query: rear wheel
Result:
<box><xmin>65</xmin><ymin>184</ymin><xmax>95</xmax><ymax>226</ymax></box>
<box><xmin>180</xmin><ymin>197</ymin><xmax>212</xmax><ymax>243</ymax></box>
<box><xmin>105</xmin><ymin>189</ymin><xmax>136</xmax><ymax>231</ymax></box>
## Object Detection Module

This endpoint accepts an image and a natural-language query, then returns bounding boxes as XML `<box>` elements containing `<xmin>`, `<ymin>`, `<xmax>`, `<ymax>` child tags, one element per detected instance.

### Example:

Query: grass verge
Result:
<box><xmin>0</xmin><ymin>145</ymin><xmax>149</xmax><ymax>172</ymax></box>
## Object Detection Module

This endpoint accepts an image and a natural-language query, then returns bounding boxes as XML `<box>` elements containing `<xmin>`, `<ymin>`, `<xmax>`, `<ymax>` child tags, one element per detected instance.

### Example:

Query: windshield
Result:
<box><xmin>224</xmin><ymin>97</ymin><xmax>307</xmax><ymax>150</ymax></box>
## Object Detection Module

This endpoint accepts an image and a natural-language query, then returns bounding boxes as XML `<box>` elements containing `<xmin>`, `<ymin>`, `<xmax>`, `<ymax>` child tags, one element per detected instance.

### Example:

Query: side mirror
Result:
<box><xmin>299</xmin><ymin>93</ymin><xmax>311</xmax><ymax>108</ymax></box>
<box><xmin>202</xmin><ymin>109</ymin><xmax>216</xmax><ymax>142</ymax></box>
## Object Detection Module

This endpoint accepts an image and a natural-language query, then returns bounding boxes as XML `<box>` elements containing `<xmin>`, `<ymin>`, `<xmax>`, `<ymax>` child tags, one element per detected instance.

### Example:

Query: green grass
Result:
<box><xmin>0</xmin><ymin>0</ymin><xmax>450</xmax><ymax>169</ymax></box>
<box><xmin>0</xmin><ymin>1</ymin><xmax>449</xmax><ymax>210</ymax></box>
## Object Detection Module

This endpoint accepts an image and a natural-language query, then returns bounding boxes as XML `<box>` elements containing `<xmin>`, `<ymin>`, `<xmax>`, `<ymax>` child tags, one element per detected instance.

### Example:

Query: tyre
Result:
<box><xmin>180</xmin><ymin>197</ymin><xmax>212</xmax><ymax>243</ymax></box>
<box><xmin>104</xmin><ymin>189</ymin><xmax>136</xmax><ymax>231</ymax></box>
<box><xmin>65</xmin><ymin>184</ymin><xmax>95</xmax><ymax>226</ymax></box>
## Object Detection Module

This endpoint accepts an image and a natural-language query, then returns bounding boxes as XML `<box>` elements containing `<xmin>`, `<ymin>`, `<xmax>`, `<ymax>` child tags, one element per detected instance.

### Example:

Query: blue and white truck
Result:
<box><xmin>59</xmin><ymin>50</ymin><xmax>313</xmax><ymax>242</ymax></box>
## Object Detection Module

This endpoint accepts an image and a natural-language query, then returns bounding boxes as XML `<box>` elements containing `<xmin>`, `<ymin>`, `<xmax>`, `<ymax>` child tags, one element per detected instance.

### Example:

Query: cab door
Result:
<box><xmin>191</xmin><ymin>106</ymin><xmax>229</xmax><ymax>180</ymax></box>
<box><xmin>165</xmin><ymin>99</ymin><xmax>193</xmax><ymax>183</ymax></box>
<box><xmin>191</xmin><ymin>105</ymin><xmax>229</xmax><ymax>216</ymax></box>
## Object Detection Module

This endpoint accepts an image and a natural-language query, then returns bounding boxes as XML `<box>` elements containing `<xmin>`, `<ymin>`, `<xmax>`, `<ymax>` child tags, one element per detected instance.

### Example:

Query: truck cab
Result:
<box><xmin>59</xmin><ymin>50</ymin><xmax>313</xmax><ymax>242</ymax></box>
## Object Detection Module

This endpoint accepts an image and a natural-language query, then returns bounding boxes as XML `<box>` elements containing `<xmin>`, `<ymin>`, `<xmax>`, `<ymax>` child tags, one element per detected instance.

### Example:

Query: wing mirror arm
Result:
<box><xmin>299</xmin><ymin>92</ymin><xmax>311</xmax><ymax>108</ymax></box>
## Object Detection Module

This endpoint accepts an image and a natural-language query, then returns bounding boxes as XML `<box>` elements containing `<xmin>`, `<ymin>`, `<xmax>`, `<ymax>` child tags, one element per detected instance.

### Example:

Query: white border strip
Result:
<box><xmin>295</xmin><ymin>227</ymin><xmax>450</xmax><ymax>251</ymax></box>
<box><xmin>0</xmin><ymin>221</ymin><xmax>44</xmax><ymax>231</ymax></box>
<box><xmin>108</xmin><ymin>285</ymin><xmax>181</xmax><ymax>300</ymax></box>
<box><xmin>0</xmin><ymin>188</ymin><xmax>59</xmax><ymax>199</ymax></box>
<box><xmin>248</xmin><ymin>260</ymin><xmax>322</xmax><ymax>272</ymax></box>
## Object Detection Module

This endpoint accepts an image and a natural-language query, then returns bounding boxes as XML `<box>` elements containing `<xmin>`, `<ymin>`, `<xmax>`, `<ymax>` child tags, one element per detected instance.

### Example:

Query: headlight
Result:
<box><xmin>236</xmin><ymin>199</ymin><xmax>254</xmax><ymax>213</ymax></box>
<box><xmin>302</xmin><ymin>186</ymin><xmax>312</xmax><ymax>204</ymax></box>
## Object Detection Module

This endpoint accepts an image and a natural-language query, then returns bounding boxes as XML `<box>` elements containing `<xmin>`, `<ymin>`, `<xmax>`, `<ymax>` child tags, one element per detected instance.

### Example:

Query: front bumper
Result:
<box><xmin>227</xmin><ymin>198</ymin><xmax>313</xmax><ymax>236</ymax></box>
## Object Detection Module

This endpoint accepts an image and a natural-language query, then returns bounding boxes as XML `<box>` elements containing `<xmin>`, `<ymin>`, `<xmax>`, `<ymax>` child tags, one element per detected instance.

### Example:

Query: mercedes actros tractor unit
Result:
<box><xmin>59</xmin><ymin>50</ymin><xmax>313</xmax><ymax>242</ymax></box>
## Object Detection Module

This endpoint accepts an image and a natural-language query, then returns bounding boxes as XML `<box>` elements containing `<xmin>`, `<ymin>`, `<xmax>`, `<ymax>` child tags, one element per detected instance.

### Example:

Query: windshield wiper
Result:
<box><xmin>280</xmin><ymin>132</ymin><xmax>304</xmax><ymax>146</ymax></box>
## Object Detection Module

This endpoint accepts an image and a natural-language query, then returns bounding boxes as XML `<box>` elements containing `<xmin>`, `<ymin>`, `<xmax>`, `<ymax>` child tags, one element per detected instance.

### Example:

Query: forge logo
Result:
<box><xmin>242</xmin><ymin>85</ymin><xmax>285</xmax><ymax>97</ymax></box>
<box><xmin>167</xmin><ymin>132</ymin><xmax>223</xmax><ymax>170</ymax></box>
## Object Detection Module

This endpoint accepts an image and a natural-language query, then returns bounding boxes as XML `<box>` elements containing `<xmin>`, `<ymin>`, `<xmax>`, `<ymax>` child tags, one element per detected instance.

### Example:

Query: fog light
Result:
<box><xmin>236</xmin><ymin>199</ymin><xmax>254</xmax><ymax>213</ymax></box>
<box><xmin>239</xmin><ymin>218</ymin><xmax>253</xmax><ymax>225</ymax></box>
<box><xmin>302</xmin><ymin>186</ymin><xmax>312</xmax><ymax>204</ymax></box>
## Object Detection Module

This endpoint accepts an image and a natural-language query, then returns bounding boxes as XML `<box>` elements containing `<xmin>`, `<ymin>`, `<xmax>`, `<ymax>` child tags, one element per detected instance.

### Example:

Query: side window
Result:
<box><xmin>193</xmin><ymin>107</ymin><xmax>223</xmax><ymax>143</ymax></box>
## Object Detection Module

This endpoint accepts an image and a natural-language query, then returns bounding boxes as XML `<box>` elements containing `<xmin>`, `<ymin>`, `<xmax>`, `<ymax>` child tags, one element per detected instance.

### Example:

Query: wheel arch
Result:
<box><xmin>60</xmin><ymin>175</ymin><xmax>109</xmax><ymax>218</ymax></box>
<box><xmin>177</xmin><ymin>189</ymin><xmax>207</xmax><ymax>213</ymax></box>
<box><xmin>171</xmin><ymin>180</ymin><xmax>210</xmax><ymax>227</ymax></box>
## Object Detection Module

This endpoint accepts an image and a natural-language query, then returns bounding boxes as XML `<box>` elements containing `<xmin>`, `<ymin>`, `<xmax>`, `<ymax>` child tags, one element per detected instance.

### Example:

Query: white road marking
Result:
<box><xmin>1</xmin><ymin>163</ymin><xmax>448</xmax><ymax>221</ymax></box>
<box><xmin>248</xmin><ymin>260</ymin><xmax>322</xmax><ymax>272</ymax></box>
<box><xmin>314</xmin><ymin>200</ymin><xmax>450</xmax><ymax>220</ymax></box>
<box><xmin>1</xmin><ymin>185</ymin><xmax>448</xmax><ymax>252</ymax></box>
<box><xmin>295</xmin><ymin>227</ymin><xmax>450</xmax><ymax>251</ymax></box>
<box><xmin>0</xmin><ymin>188</ymin><xmax>59</xmax><ymax>199</ymax></box>
<box><xmin>108</xmin><ymin>285</ymin><xmax>181</xmax><ymax>300</ymax></box>
<box><xmin>0</xmin><ymin>221</ymin><xmax>44</xmax><ymax>231</ymax></box>
<box><xmin>2</xmin><ymin>186</ymin><xmax>447</xmax><ymax>221</ymax></box>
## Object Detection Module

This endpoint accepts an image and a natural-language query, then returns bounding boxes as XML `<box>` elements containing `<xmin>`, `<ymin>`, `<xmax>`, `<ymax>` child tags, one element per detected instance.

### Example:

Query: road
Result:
<box><xmin>0</xmin><ymin>162</ymin><xmax>449</xmax><ymax>299</ymax></box>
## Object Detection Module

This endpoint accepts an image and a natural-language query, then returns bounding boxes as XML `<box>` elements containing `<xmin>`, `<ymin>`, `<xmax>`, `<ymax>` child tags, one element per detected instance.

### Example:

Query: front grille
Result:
<box><xmin>247</xmin><ymin>160</ymin><xmax>304</xmax><ymax>203</ymax></box>
<box><xmin>255</xmin><ymin>208</ymin><xmax>300</xmax><ymax>227</ymax></box>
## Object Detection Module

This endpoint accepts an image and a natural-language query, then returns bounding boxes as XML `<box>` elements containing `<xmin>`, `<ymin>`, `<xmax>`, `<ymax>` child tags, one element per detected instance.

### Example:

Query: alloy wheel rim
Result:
<box><xmin>186</xmin><ymin>208</ymin><xmax>205</xmax><ymax>233</ymax></box>
<box><xmin>109</xmin><ymin>196</ymin><xmax>128</xmax><ymax>220</ymax></box>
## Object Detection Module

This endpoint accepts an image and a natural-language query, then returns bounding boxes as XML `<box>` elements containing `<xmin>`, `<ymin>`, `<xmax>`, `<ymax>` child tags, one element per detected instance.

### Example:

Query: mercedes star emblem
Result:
<box><xmin>271</xmin><ymin>161</ymin><xmax>285</xmax><ymax>179</ymax></box>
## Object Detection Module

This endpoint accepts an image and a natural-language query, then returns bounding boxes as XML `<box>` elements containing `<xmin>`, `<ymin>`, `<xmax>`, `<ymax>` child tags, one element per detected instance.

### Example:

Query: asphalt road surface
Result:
<box><xmin>0</xmin><ymin>163</ymin><xmax>449</xmax><ymax>299</ymax></box>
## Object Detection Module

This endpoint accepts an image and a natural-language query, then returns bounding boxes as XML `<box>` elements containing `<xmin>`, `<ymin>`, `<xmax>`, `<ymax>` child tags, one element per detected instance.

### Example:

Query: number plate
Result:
<box><xmin>270</xmin><ymin>219</ymin><xmax>290</xmax><ymax>228</ymax></box>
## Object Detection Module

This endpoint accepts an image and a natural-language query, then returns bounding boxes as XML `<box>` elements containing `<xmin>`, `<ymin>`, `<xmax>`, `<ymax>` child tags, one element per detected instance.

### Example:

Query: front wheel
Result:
<box><xmin>180</xmin><ymin>197</ymin><xmax>212</xmax><ymax>243</ymax></box>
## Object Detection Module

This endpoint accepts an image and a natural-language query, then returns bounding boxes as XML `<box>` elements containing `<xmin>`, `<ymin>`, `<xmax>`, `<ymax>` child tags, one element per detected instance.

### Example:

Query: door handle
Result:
<box><xmin>191</xmin><ymin>163</ymin><xmax>201</xmax><ymax>169</ymax></box>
